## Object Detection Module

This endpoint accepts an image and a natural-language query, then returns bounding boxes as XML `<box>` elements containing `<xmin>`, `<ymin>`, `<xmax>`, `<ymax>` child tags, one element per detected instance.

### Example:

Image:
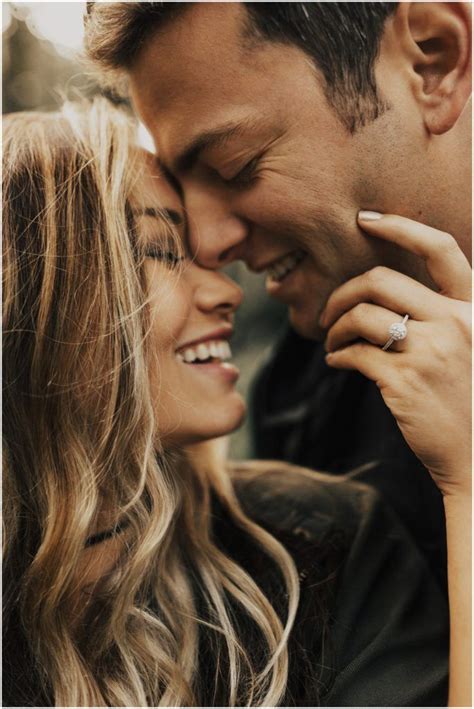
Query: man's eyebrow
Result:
<box><xmin>172</xmin><ymin>118</ymin><xmax>260</xmax><ymax>174</ymax></box>
<box><xmin>132</xmin><ymin>207</ymin><xmax>183</xmax><ymax>226</ymax></box>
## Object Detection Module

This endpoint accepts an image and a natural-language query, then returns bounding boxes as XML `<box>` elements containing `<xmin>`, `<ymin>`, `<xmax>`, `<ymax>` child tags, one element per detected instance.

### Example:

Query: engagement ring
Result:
<box><xmin>382</xmin><ymin>314</ymin><xmax>409</xmax><ymax>351</ymax></box>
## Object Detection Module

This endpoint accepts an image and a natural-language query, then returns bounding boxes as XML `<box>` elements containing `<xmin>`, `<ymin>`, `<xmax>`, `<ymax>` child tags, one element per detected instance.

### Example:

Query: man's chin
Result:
<box><xmin>288</xmin><ymin>305</ymin><xmax>326</xmax><ymax>342</ymax></box>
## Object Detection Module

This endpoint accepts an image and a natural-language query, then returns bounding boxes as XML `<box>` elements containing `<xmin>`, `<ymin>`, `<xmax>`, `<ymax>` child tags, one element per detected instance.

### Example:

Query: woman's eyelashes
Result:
<box><xmin>145</xmin><ymin>246</ymin><xmax>185</xmax><ymax>268</ymax></box>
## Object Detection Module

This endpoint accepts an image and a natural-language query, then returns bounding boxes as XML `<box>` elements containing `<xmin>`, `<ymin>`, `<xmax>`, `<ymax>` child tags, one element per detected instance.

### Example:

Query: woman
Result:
<box><xmin>2</xmin><ymin>98</ymin><xmax>465</xmax><ymax>707</ymax></box>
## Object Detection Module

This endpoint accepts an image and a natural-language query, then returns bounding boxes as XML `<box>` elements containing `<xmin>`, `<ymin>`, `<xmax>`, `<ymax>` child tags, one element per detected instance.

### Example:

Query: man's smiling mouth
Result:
<box><xmin>265</xmin><ymin>249</ymin><xmax>307</xmax><ymax>283</ymax></box>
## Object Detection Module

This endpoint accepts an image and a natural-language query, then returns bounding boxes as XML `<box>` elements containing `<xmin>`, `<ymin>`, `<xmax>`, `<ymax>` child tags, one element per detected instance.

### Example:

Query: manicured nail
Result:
<box><xmin>358</xmin><ymin>210</ymin><xmax>383</xmax><ymax>221</ymax></box>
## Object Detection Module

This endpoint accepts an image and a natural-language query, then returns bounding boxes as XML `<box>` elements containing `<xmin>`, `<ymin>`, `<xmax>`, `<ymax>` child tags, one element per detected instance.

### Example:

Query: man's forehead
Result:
<box><xmin>160</xmin><ymin>2</ymin><xmax>250</xmax><ymax>55</ymax></box>
<box><xmin>129</xmin><ymin>1</ymin><xmax>323</xmax><ymax>168</ymax></box>
<box><xmin>130</xmin><ymin>4</ymin><xmax>257</xmax><ymax>152</ymax></box>
<box><xmin>135</xmin><ymin>2</ymin><xmax>250</xmax><ymax>86</ymax></box>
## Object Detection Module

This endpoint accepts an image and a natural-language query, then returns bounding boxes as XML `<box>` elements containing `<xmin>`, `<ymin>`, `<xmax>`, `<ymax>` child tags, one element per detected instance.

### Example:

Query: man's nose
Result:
<box><xmin>186</xmin><ymin>189</ymin><xmax>248</xmax><ymax>269</ymax></box>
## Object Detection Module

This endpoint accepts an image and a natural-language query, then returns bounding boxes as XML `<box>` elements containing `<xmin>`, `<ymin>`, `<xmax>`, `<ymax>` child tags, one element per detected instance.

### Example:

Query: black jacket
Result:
<box><xmin>251</xmin><ymin>328</ymin><xmax>447</xmax><ymax>591</ymax></box>
<box><xmin>225</xmin><ymin>462</ymin><xmax>449</xmax><ymax>707</ymax></box>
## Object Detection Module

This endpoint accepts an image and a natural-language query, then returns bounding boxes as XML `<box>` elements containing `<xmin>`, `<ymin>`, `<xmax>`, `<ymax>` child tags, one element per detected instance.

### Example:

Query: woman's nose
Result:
<box><xmin>194</xmin><ymin>267</ymin><xmax>243</xmax><ymax>316</ymax></box>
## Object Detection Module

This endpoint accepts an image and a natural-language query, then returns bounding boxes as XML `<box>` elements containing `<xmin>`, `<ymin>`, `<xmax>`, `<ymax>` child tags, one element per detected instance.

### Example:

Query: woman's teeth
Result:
<box><xmin>266</xmin><ymin>250</ymin><xmax>306</xmax><ymax>282</ymax></box>
<box><xmin>176</xmin><ymin>340</ymin><xmax>232</xmax><ymax>364</ymax></box>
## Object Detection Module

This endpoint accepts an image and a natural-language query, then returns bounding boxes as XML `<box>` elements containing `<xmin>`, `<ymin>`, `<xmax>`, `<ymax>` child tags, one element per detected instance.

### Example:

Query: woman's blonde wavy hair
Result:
<box><xmin>2</xmin><ymin>98</ymin><xmax>300</xmax><ymax>707</ymax></box>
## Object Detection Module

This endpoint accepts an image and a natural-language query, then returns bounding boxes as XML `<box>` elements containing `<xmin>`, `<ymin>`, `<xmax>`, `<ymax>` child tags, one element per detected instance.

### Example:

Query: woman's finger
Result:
<box><xmin>357</xmin><ymin>212</ymin><xmax>472</xmax><ymax>301</ymax></box>
<box><xmin>321</xmin><ymin>266</ymin><xmax>439</xmax><ymax>329</ymax></box>
<box><xmin>325</xmin><ymin>341</ymin><xmax>392</xmax><ymax>384</ymax></box>
<box><xmin>325</xmin><ymin>303</ymin><xmax>413</xmax><ymax>353</ymax></box>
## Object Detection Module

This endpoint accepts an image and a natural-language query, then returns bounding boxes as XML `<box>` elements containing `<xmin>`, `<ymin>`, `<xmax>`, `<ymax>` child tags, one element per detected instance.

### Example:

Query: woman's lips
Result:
<box><xmin>175</xmin><ymin>327</ymin><xmax>233</xmax><ymax>353</ymax></box>
<box><xmin>179</xmin><ymin>359</ymin><xmax>240</xmax><ymax>384</ymax></box>
<box><xmin>176</xmin><ymin>339</ymin><xmax>232</xmax><ymax>363</ymax></box>
<box><xmin>176</xmin><ymin>339</ymin><xmax>239</xmax><ymax>383</ymax></box>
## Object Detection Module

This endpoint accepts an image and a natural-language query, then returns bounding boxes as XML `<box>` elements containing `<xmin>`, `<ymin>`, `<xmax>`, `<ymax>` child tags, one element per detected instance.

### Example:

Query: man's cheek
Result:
<box><xmin>236</xmin><ymin>172</ymin><xmax>308</xmax><ymax>227</ymax></box>
<box><xmin>288</xmin><ymin>302</ymin><xmax>326</xmax><ymax>342</ymax></box>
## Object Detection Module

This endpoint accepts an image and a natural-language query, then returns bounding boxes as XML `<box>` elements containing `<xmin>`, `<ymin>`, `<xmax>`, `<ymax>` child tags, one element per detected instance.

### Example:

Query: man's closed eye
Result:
<box><xmin>220</xmin><ymin>155</ymin><xmax>260</xmax><ymax>188</ymax></box>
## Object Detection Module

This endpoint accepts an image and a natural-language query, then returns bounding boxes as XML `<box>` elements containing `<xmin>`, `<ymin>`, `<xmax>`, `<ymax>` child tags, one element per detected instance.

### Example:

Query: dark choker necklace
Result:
<box><xmin>85</xmin><ymin>518</ymin><xmax>130</xmax><ymax>547</ymax></box>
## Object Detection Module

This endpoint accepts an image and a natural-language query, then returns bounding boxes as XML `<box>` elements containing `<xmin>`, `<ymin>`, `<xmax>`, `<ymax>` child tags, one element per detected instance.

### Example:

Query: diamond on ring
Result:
<box><xmin>388</xmin><ymin>322</ymin><xmax>408</xmax><ymax>341</ymax></box>
<box><xmin>382</xmin><ymin>314</ymin><xmax>409</xmax><ymax>351</ymax></box>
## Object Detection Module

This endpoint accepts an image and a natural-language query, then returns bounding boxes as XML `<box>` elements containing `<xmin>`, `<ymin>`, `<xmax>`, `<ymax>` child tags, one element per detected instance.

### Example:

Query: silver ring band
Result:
<box><xmin>382</xmin><ymin>314</ymin><xmax>409</xmax><ymax>351</ymax></box>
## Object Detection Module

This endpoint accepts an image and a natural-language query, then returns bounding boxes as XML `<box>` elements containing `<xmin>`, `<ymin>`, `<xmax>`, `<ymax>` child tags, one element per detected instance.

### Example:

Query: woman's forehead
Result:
<box><xmin>131</xmin><ymin>152</ymin><xmax>184</xmax><ymax>215</ymax></box>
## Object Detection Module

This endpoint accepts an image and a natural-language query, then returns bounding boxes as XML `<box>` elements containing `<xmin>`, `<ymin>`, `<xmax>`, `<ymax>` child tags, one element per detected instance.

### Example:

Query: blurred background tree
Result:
<box><xmin>2</xmin><ymin>2</ymin><xmax>289</xmax><ymax>459</ymax></box>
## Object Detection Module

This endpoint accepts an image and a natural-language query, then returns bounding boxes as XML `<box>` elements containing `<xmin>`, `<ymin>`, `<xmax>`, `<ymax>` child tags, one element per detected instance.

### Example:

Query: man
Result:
<box><xmin>84</xmin><ymin>1</ymin><xmax>472</xmax><ymax>592</ymax></box>
<box><xmin>83</xmin><ymin>3</ymin><xmax>474</xmax><ymax>704</ymax></box>
<box><xmin>85</xmin><ymin>1</ymin><xmax>471</xmax><ymax>583</ymax></box>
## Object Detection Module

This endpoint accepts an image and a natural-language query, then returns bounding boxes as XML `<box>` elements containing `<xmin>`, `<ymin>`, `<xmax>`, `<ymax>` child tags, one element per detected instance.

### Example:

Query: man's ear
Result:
<box><xmin>395</xmin><ymin>2</ymin><xmax>471</xmax><ymax>135</ymax></box>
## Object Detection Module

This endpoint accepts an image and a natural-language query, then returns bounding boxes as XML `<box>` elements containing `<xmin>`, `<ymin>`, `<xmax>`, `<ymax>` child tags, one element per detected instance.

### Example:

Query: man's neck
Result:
<box><xmin>436</xmin><ymin>102</ymin><xmax>472</xmax><ymax>262</ymax></box>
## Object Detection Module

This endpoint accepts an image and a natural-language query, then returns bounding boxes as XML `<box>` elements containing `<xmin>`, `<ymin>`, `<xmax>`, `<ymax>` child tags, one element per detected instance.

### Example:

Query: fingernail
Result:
<box><xmin>358</xmin><ymin>210</ymin><xmax>383</xmax><ymax>221</ymax></box>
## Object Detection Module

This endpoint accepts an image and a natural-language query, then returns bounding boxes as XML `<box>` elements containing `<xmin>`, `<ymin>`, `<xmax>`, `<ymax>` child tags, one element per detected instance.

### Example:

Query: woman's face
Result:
<box><xmin>132</xmin><ymin>155</ymin><xmax>245</xmax><ymax>446</ymax></box>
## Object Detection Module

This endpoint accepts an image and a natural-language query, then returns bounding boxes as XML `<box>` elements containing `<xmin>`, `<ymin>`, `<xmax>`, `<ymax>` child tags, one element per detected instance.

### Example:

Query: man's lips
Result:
<box><xmin>249</xmin><ymin>249</ymin><xmax>307</xmax><ymax>280</ymax></box>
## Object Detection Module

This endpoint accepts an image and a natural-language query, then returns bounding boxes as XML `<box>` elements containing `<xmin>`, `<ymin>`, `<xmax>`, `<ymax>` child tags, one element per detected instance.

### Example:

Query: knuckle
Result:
<box><xmin>350</xmin><ymin>302</ymin><xmax>371</xmax><ymax>324</ymax></box>
<box><xmin>437</xmin><ymin>231</ymin><xmax>458</xmax><ymax>255</ymax></box>
<box><xmin>451</xmin><ymin>304</ymin><xmax>472</xmax><ymax>340</ymax></box>
<box><xmin>366</xmin><ymin>266</ymin><xmax>390</xmax><ymax>290</ymax></box>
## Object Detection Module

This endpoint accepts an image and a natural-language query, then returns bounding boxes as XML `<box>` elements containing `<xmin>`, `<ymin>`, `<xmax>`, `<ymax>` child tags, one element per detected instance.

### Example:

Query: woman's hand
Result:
<box><xmin>320</xmin><ymin>211</ymin><xmax>472</xmax><ymax>499</ymax></box>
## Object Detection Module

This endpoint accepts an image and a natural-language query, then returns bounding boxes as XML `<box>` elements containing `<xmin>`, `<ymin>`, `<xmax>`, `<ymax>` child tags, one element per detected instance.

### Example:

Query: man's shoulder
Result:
<box><xmin>228</xmin><ymin>460</ymin><xmax>449</xmax><ymax>708</ymax></box>
<box><xmin>229</xmin><ymin>459</ymin><xmax>382</xmax><ymax>543</ymax></box>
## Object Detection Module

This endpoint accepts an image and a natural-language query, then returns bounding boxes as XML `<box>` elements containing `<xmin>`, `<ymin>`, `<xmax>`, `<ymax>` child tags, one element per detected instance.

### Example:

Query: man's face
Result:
<box><xmin>129</xmin><ymin>3</ymin><xmax>430</xmax><ymax>339</ymax></box>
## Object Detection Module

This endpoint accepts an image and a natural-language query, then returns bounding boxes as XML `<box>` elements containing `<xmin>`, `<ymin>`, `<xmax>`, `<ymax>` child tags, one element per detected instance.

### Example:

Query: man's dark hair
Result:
<box><xmin>85</xmin><ymin>2</ymin><xmax>399</xmax><ymax>133</ymax></box>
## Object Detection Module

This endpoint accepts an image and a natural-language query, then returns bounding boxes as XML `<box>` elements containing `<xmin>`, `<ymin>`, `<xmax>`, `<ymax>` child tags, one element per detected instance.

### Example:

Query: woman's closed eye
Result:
<box><xmin>145</xmin><ymin>246</ymin><xmax>185</xmax><ymax>268</ymax></box>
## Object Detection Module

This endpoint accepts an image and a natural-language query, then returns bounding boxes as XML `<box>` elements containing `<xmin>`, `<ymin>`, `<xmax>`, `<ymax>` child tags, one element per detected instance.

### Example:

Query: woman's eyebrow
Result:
<box><xmin>132</xmin><ymin>207</ymin><xmax>183</xmax><ymax>226</ymax></box>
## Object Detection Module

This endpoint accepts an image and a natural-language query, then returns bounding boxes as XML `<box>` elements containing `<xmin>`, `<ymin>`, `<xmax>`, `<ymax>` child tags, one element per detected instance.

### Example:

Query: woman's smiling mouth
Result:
<box><xmin>176</xmin><ymin>339</ymin><xmax>232</xmax><ymax>364</ymax></box>
<box><xmin>175</xmin><ymin>331</ymin><xmax>239</xmax><ymax>382</ymax></box>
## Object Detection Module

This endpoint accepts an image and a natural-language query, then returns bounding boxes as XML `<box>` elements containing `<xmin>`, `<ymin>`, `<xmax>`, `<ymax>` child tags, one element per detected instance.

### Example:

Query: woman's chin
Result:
<box><xmin>162</xmin><ymin>394</ymin><xmax>247</xmax><ymax>447</ymax></box>
<box><xmin>195</xmin><ymin>396</ymin><xmax>247</xmax><ymax>441</ymax></box>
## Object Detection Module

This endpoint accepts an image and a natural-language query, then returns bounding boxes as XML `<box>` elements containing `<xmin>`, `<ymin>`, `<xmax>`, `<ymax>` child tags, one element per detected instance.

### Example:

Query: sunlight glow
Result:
<box><xmin>9</xmin><ymin>2</ymin><xmax>87</xmax><ymax>58</ymax></box>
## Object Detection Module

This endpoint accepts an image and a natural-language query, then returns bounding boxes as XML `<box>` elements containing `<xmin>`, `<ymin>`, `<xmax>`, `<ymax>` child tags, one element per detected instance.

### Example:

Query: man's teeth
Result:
<box><xmin>266</xmin><ymin>250</ymin><xmax>306</xmax><ymax>281</ymax></box>
<box><xmin>176</xmin><ymin>340</ymin><xmax>232</xmax><ymax>364</ymax></box>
